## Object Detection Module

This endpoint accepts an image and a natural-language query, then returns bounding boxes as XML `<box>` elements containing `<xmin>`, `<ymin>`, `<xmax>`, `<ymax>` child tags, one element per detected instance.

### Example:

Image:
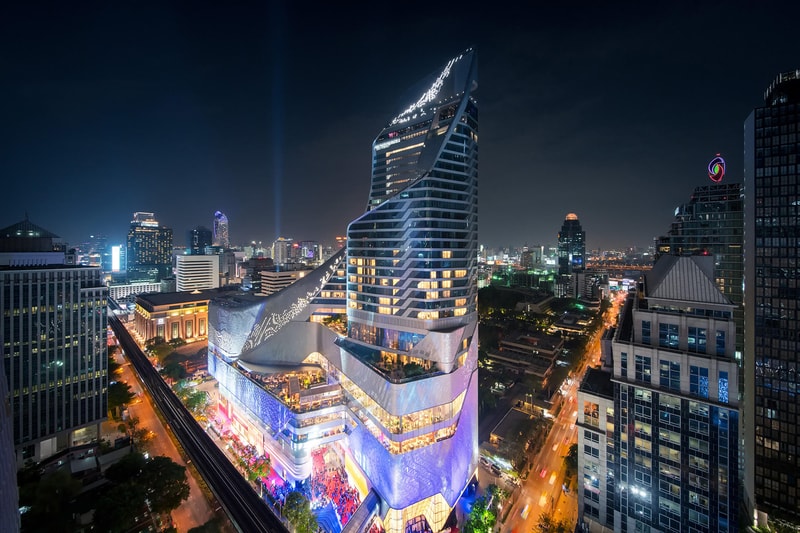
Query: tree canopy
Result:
<box><xmin>108</xmin><ymin>381</ymin><xmax>135</xmax><ymax>413</ymax></box>
<box><xmin>463</xmin><ymin>496</ymin><xmax>496</xmax><ymax>533</ymax></box>
<box><xmin>283</xmin><ymin>491</ymin><xmax>318</xmax><ymax>533</ymax></box>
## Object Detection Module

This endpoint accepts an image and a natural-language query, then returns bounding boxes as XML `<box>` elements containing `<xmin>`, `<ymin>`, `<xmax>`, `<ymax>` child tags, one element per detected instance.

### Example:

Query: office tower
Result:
<box><xmin>207</xmin><ymin>50</ymin><xmax>478</xmax><ymax>533</ymax></box>
<box><xmin>176</xmin><ymin>254</ymin><xmax>220</xmax><ymax>292</ymax></box>
<box><xmin>213</xmin><ymin>211</ymin><xmax>229</xmax><ymax>249</ymax></box>
<box><xmin>0</xmin><ymin>219</ymin><xmax>107</xmax><ymax>465</ymax></box>
<box><xmin>655</xmin><ymin>181</ymin><xmax>744</xmax><ymax>355</ymax></box>
<box><xmin>558</xmin><ymin>213</ymin><xmax>586</xmax><ymax>275</ymax></box>
<box><xmin>126</xmin><ymin>211</ymin><xmax>173</xmax><ymax>281</ymax></box>
<box><xmin>744</xmin><ymin>70</ymin><xmax>800</xmax><ymax>522</ymax></box>
<box><xmin>579</xmin><ymin>255</ymin><xmax>739</xmax><ymax>532</ymax></box>
<box><xmin>271</xmin><ymin>236</ymin><xmax>293</xmax><ymax>266</ymax></box>
<box><xmin>297</xmin><ymin>240</ymin><xmax>321</xmax><ymax>265</ymax></box>
<box><xmin>189</xmin><ymin>225</ymin><xmax>213</xmax><ymax>255</ymax></box>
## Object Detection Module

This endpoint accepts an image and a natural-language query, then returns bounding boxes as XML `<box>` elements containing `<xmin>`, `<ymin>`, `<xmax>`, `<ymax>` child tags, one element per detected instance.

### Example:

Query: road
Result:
<box><xmin>110</xmin><ymin>315</ymin><xmax>288</xmax><ymax>533</ymax></box>
<box><xmin>500</xmin><ymin>295</ymin><xmax>625</xmax><ymax>532</ymax></box>
<box><xmin>114</xmin><ymin>349</ymin><xmax>214</xmax><ymax>531</ymax></box>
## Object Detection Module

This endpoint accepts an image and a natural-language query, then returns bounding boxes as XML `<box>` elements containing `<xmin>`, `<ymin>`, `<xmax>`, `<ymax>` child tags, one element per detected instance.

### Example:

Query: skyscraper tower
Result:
<box><xmin>188</xmin><ymin>225</ymin><xmax>213</xmax><ymax>255</ymax></box>
<box><xmin>206</xmin><ymin>50</ymin><xmax>479</xmax><ymax>533</ymax></box>
<box><xmin>126</xmin><ymin>211</ymin><xmax>173</xmax><ymax>281</ymax></box>
<box><xmin>744</xmin><ymin>70</ymin><xmax>800</xmax><ymax>523</ymax></box>
<box><xmin>343</xmin><ymin>49</ymin><xmax>479</xmax><ymax>531</ymax></box>
<box><xmin>0</xmin><ymin>218</ymin><xmax>108</xmax><ymax>466</ymax></box>
<box><xmin>655</xmin><ymin>180</ymin><xmax>744</xmax><ymax>356</ymax></box>
<box><xmin>213</xmin><ymin>210</ymin><xmax>229</xmax><ymax>249</ymax></box>
<box><xmin>558</xmin><ymin>213</ymin><xmax>585</xmax><ymax>275</ymax></box>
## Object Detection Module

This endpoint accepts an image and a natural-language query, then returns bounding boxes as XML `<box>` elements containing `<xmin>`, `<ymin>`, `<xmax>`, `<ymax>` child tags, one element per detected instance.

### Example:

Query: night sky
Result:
<box><xmin>3</xmin><ymin>2</ymin><xmax>800</xmax><ymax>252</ymax></box>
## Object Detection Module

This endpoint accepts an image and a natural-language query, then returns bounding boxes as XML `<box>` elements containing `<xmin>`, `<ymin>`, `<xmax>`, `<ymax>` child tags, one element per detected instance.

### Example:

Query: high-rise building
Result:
<box><xmin>271</xmin><ymin>236</ymin><xmax>293</xmax><ymax>266</ymax></box>
<box><xmin>558</xmin><ymin>213</ymin><xmax>586</xmax><ymax>275</ymax></box>
<box><xmin>0</xmin><ymin>219</ymin><xmax>107</xmax><ymax>465</ymax></box>
<box><xmin>207</xmin><ymin>50</ymin><xmax>478</xmax><ymax>533</ymax></box>
<box><xmin>188</xmin><ymin>226</ymin><xmax>213</xmax><ymax>255</ymax></box>
<box><xmin>579</xmin><ymin>255</ymin><xmax>739</xmax><ymax>532</ymax></box>
<box><xmin>655</xmin><ymin>181</ymin><xmax>744</xmax><ymax>355</ymax></box>
<box><xmin>213</xmin><ymin>211</ymin><xmax>229</xmax><ymax>249</ymax></box>
<box><xmin>126</xmin><ymin>212</ymin><xmax>173</xmax><ymax>281</ymax></box>
<box><xmin>176</xmin><ymin>254</ymin><xmax>220</xmax><ymax>292</ymax></box>
<box><xmin>744</xmin><ymin>69</ymin><xmax>800</xmax><ymax>523</ymax></box>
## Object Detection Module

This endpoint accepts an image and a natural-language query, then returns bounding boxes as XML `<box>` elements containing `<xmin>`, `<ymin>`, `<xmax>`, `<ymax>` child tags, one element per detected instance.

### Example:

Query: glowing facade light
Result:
<box><xmin>708</xmin><ymin>154</ymin><xmax>725</xmax><ymax>183</ymax></box>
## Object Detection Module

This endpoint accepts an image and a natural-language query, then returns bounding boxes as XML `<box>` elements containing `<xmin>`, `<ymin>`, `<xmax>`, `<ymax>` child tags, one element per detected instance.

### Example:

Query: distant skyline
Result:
<box><xmin>3</xmin><ymin>2</ymin><xmax>800</xmax><ymax>250</ymax></box>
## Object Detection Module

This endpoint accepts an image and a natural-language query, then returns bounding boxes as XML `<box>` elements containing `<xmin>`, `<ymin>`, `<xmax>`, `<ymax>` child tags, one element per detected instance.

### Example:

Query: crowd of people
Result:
<box><xmin>310</xmin><ymin>448</ymin><xmax>362</xmax><ymax>526</ymax></box>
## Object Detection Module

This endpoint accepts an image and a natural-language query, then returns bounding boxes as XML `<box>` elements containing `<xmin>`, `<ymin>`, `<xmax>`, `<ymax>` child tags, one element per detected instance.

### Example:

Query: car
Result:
<box><xmin>549</xmin><ymin>472</ymin><xmax>557</xmax><ymax>485</ymax></box>
<box><xmin>491</xmin><ymin>465</ymin><xmax>501</xmax><ymax>476</ymax></box>
<box><xmin>480</xmin><ymin>457</ymin><xmax>490</xmax><ymax>468</ymax></box>
<box><xmin>540</xmin><ymin>468</ymin><xmax>547</xmax><ymax>478</ymax></box>
<box><xmin>521</xmin><ymin>504</ymin><xmax>530</xmax><ymax>519</ymax></box>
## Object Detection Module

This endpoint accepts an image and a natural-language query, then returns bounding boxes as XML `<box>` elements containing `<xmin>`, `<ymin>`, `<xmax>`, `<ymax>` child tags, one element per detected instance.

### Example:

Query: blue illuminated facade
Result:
<box><xmin>208</xmin><ymin>51</ymin><xmax>479</xmax><ymax>533</ymax></box>
<box><xmin>579</xmin><ymin>255</ymin><xmax>739</xmax><ymax>533</ymax></box>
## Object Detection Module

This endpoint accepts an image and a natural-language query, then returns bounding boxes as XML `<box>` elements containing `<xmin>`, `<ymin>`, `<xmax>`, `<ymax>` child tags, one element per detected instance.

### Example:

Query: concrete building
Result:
<box><xmin>126</xmin><ymin>212</ymin><xmax>173</xmax><ymax>281</ymax></box>
<box><xmin>0</xmin><ymin>218</ymin><xmax>108</xmax><ymax>465</ymax></box>
<box><xmin>259</xmin><ymin>268</ymin><xmax>311</xmax><ymax>296</ymax></box>
<box><xmin>176</xmin><ymin>254</ymin><xmax>220</xmax><ymax>292</ymax></box>
<box><xmin>579</xmin><ymin>255</ymin><xmax>739</xmax><ymax>533</ymax></box>
<box><xmin>133</xmin><ymin>291</ymin><xmax>210</xmax><ymax>343</ymax></box>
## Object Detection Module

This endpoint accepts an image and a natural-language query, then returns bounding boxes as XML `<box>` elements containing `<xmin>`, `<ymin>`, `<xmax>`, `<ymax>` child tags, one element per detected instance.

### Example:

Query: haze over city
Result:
<box><xmin>4</xmin><ymin>1</ymin><xmax>800</xmax><ymax>250</ymax></box>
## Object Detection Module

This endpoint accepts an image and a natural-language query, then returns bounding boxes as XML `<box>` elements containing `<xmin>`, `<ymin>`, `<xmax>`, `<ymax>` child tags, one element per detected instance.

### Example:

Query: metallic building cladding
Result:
<box><xmin>206</xmin><ymin>50</ymin><xmax>479</xmax><ymax>532</ymax></box>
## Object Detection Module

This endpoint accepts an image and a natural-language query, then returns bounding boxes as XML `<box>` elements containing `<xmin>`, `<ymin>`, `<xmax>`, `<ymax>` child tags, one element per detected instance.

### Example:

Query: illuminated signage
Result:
<box><xmin>708</xmin><ymin>154</ymin><xmax>725</xmax><ymax>183</ymax></box>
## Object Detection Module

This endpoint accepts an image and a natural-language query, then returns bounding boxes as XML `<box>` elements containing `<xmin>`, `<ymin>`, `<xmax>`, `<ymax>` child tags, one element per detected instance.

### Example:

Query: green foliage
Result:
<box><xmin>19</xmin><ymin>468</ymin><xmax>82</xmax><ymax>533</ymax></box>
<box><xmin>403</xmin><ymin>362</ymin><xmax>425</xmax><ymax>377</ymax></box>
<box><xmin>162</xmin><ymin>360</ymin><xmax>188</xmax><ymax>380</ymax></box>
<box><xmin>283</xmin><ymin>491</ymin><xmax>318</xmax><ymax>533</ymax></box>
<box><xmin>108</xmin><ymin>381</ymin><xmax>135</xmax><ymax>413</ymax></box>
<box><xmin>96</xmin><ymin>452</ymin><xmax>190</xmax><ymax>531</ymax></box>
<box><xmin>145</xmin><ymin>336</ymin><xmax>166</xmax><ymax>348</ymax></box>
<box><xmin>463</xmin><ymin>496</ymin><xmax>496</xmax><ymax>533</ymax></box>
<box><xmin>108</xmin><ymin>351</ymin><xmax>122</xmax><ymax>376</ymax></box>
<box><xmin>168</xmin><ymin>337</ymin><xmax>187</xmax><ymax>348</ymax></box>
<box><xmin>563</xmin><ymin>443</ymin><xmax>578</xmax><ymax>478</ymax></box>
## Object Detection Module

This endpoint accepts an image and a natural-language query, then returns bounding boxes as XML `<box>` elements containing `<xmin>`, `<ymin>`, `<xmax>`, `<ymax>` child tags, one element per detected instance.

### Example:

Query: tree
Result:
<box><xmin>20</xmin><ymin>468</ymin><xmax>82</xmax><ymax>533</ymax></box>
<box><xmin>463</xmin><ymin>496</ymin><xmax>495</xmax><ymax>533</ymax></box>
<box><xmin>169</xmin><ymin>337</ymin><xmax>186</xmax><ymax>348</ymax></box>
<box><xmin>108</xmin><ymin>381</ymin><xmax>135</xmax><ymax>415</ymax></box>
<box><xmin>563</xmin><ymin>443</ymin><xmax>578</xmax><ymax>478</ymax></box>
<box><xmin>93</xmin><ymin>481</ymin><xmax>148</xmax><ymax>533</ymax></box>
<box><xmin>162</xmin><ymin>360</ymin><xmax>188</xmax><ymax>380</ymax></box>
<box><xmin>188</xmin><ymin>518</ymin><xmax>224</xmax><ymax>533</ymax></box>
<box><xmin>140</xmin><ymin>455</ymin><xmax>190</xmax><ymax>514</ymax></box>
<box><xmin>283</xmin><ymin>491</ymin><xmax>318</xmax><ymax>533</ymax></box>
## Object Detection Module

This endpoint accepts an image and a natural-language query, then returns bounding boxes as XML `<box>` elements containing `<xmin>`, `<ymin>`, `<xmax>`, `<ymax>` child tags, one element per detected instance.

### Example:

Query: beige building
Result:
<box><xmin>133</xmin><ymin>290</ymin><xmax>211</xmax><ymax>342</ymax></box>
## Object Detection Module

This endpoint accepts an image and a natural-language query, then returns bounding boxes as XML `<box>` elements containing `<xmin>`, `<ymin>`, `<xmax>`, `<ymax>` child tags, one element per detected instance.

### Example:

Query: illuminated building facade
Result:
<box><xmin>744</xmin><ymin>70</ymin><xmax>800</xmax><ymax>523</ymax></box>
<box><xmin>213</xmin><ymin>211</ymin><xmax>229</xmax><ymax>249</ymax></box>
<box><xmin>558</xmin><ymin>213</ymin><xmax>586</xmax><ymax>275</ymax></box>
<box><xmin>579</xmin><ymin>255</ymin><xmax>739</xmax><ymax>533</ymax></box>
<box><xmin>133</xmin><ymin>291</ymin><xmax>210</xmax><ymax>343</ymax></box>
<box><xmin>0</xmin><ymin>219</ymin><xmax>108</xmax><ymax>466</ymax></box>
<box><xmin>208</xmin><ymin>50</ymin><xmax>479</xmax><ymax>533</ymax></box>
<box><xmin>126</xmin><ymin>212</ymin><xmax>173</xmax><ymax>281</ymax></box>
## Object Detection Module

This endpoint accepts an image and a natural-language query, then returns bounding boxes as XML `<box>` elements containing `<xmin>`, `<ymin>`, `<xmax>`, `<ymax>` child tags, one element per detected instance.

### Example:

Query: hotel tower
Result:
<box><xmin>208</xmin><ymin>50</ymin><xmax>479</xmax><ymax>533</ymax></box>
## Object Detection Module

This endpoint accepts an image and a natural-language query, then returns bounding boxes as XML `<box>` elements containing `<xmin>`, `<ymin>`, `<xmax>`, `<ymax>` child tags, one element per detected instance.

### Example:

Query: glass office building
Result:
<box><xmin>744</xmin><ymin>70</ymin><xmax>800</xmax><ymax>522</ymax></box>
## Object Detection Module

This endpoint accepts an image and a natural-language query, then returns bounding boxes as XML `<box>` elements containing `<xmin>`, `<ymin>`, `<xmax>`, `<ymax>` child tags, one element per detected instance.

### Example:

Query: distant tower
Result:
<box><xmin>126</xmin><ymin>212</ymin><xmax>173</xmax><ymax>281</ymax></box>
<box><xmin>558</xmin><ymin>213</ymin><xmax>585</xmax><ymax>275</ymax></box>
<box><xmin>271</xmin><ymin>237</ymin><xmax>292</xmax><ymax>266</ymax></box>
<box><xmin>188</xmin><ymin>226</ymin><xmax>213</xmax><ymax>255</ymax></box>
<box><xmin>213</xmin><ymin>211</ymin><xmax>229</xmax><ymax>249</ymax></box>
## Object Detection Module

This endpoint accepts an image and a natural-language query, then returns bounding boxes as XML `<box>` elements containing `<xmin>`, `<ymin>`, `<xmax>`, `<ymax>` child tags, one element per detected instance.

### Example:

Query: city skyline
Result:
<box><xmin>3</xmin><ymin>2</ymin><xmax>800</xmax><ymax>250</ymax></box>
